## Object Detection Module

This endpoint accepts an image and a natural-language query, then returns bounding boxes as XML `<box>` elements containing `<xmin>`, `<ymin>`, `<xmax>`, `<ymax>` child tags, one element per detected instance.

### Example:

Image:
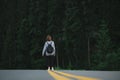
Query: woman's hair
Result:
<box><xmin>46</xmin><ymin>35</ymin><xmax>52</xmax><ymax>41</ymax></box>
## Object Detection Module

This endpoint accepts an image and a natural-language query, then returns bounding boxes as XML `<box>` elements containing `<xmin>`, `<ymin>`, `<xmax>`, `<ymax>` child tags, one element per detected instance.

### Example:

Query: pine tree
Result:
<box><xmin>92</xmin><ymin>20</ymin><xmax>111</xmax><ymax>70</ymax></box>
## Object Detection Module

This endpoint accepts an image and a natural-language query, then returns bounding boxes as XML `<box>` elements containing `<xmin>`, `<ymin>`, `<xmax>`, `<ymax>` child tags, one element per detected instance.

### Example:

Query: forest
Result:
<box><xmin>0</xmin><ymin>0</ymin><xmax>120</xmax><ymax>70</ymax></box>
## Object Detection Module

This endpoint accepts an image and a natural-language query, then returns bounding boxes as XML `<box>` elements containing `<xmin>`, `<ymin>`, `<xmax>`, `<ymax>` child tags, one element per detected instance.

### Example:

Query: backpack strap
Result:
<box><xmin>47</xmin><ymin>41</ymin><xmax>52</xmax><ymax>45</ymax></box>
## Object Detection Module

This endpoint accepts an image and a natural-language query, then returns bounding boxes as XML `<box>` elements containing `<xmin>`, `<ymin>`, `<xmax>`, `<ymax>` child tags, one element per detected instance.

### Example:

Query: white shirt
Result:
<box><xmin>42</xmin><ymin>41</ymin><xmax>55</xmax><ymax>56</ymax></box>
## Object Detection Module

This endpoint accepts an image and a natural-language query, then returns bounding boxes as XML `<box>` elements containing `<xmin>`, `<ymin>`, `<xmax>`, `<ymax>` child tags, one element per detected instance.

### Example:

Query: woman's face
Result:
<box><xmin>48</xmin><ymin>36</ymin><xmax>51</xmax><ymax>40</ymax></box>
<box><xmin>47</xmin><ymin>35</ymin><xmax>52</xmax><ymax>41</ymax></box>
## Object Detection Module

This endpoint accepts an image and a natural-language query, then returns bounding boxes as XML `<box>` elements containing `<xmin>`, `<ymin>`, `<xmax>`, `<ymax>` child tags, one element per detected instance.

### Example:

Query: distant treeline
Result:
<box><xmin>0</xmin><ymin>0</ymin><xmax>120</xmax><ymax>70</ymax></box>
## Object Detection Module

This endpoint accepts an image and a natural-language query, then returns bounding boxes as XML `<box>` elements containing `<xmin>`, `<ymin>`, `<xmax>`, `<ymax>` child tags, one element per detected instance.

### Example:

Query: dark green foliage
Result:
<box><xmin>91</xmin><ymin>20</ymin><xmax>120</xmax><ymax>70</ymax></box>
<box><xmin>0</xmin><ymin>0</ymin><xmax>120</xmax><ymax>70</ymax></box>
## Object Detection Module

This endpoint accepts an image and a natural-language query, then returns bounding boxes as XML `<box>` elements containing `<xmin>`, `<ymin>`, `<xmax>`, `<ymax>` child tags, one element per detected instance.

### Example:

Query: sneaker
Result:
<box><xmin>51</xmin><ymin>67</ymin><xmax>54</xmax><ymax>71</ymax></box>
<box><xmin>48</xmin><ymin>67</ymin><xmax>50</xmax><ymax>70</ymax></box>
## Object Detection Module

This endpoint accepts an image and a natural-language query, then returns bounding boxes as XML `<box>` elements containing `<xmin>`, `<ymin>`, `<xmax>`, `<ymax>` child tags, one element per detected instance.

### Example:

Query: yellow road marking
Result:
<box><xmin>54</xmin><ymin>71</ymin><xmax>100</xmax><ymax>80</ymax></box>
<box><xmin>48</xmin><ymin>70</ymin><xmax>70</xmax><ymax>80</ymax></box>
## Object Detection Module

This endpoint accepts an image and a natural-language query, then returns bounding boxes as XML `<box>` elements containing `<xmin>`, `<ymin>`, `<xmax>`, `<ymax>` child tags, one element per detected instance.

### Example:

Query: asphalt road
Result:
<box><xmin>0</xmin><ymin>70</ymin><xmax>119</xmax><ymax>80</ymax></box>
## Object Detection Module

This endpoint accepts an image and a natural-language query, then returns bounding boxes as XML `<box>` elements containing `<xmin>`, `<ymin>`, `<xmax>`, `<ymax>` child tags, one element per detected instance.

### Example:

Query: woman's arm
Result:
<box><xmin>52</xmin><ymin>41</ymin><xmax>56</xmax><ymax>56</ymax></box>
<box><xmin>42</xmin><ymin>42</ymin><xmax>47</xmax><ymax>56</ymax></box>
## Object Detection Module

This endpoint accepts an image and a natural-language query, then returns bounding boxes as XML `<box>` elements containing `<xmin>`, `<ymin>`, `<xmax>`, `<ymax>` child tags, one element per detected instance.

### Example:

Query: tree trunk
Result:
<box><xmin>56</xmin><ymin>51</ymin><xmax>59</xmax><ymax>68</ymax></box>
<box><xmin>88</xmin><ymin>37</ymin><xmax>91</xmax><ymax>68</ymax></box>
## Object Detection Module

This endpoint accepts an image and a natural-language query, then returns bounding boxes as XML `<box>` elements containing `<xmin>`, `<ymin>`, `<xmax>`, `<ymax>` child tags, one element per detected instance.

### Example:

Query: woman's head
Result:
<box><xmin>46</xmin><ymin>35</ymin><xmax>52</xmax><ymax>41</ymax></box>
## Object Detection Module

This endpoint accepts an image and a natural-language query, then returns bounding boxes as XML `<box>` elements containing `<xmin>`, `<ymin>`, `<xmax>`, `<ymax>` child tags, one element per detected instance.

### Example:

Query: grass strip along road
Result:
<box><xmin>48</xmin><ymin>70</ymin><xmax>100</xmax><ymax>80</ymax></box>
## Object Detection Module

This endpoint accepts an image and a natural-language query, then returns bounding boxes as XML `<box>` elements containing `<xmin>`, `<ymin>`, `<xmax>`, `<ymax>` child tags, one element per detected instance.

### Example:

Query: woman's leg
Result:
<box><xmin>47</xmin><ymin>56</ymin><xmax>55</xmax><ymax>70</ymax></box>
<box><xmin>51</xmin><ymin>56</ymin><xmax>55</xmax><ymax>70</ymax></box>
<box><xmin>52</xmin><ymin>56</ymin><xmax>55</xmax><ymax>67</ymax></box>
<box><xmin>46</xmin><ymin>56</ymin><xmax>51</xmax><ymax>70</ymax></box>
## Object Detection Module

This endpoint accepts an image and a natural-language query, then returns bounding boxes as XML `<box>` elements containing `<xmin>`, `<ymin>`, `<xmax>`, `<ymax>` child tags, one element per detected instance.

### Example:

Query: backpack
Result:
<box><xmin>46</xmin><ymin>42</ymin><xmax>54</xmax><ymax>54</ymax></box>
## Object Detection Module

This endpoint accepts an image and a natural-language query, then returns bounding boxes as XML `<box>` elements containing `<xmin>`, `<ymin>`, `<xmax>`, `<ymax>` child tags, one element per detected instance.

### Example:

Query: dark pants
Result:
<box><xmin>46</xmin><ymin>56</ymin><xmax>55</xmax><ymax>67</ymax></box>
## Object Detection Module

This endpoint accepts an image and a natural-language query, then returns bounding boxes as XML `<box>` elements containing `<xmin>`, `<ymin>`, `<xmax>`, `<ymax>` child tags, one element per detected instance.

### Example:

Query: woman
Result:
<box><xmin>42</xmin><ymin>35</ymin><xmax>56</xmax><ymax>70</ymax></box>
